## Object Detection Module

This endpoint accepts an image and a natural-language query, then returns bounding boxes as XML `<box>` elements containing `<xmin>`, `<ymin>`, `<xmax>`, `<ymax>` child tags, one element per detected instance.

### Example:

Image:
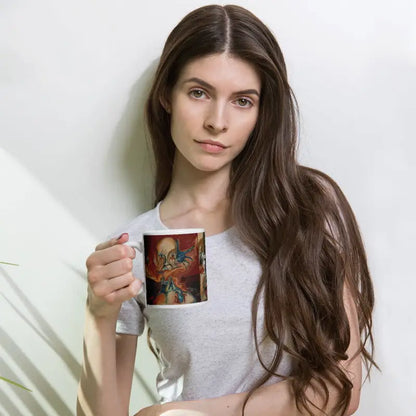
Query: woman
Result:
<box><xmin>77</xmin><ymin>5</ymin><xmax>376</xmax><ymax>416</ymax></box>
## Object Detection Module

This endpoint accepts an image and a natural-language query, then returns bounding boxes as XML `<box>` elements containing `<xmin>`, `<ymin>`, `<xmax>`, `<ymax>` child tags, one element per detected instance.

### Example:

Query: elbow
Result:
<box><xmin>76</xmin><ymin>385</ymin><xmax>86</xmax><ymax>416</ymax></box>
<box><xmin>345</xmin><ymin>400</ymin><xmax>359</xmax><ymax>416</ymax></box>
<box><xmin>76</xmin><ymin>399</ymin><xmax>86</xmax><ymax>416</ymax></box>
<box><xmin>344</xmin><ymin>385</ymin><xmax>360</xmax><ymax>416</ymax></box>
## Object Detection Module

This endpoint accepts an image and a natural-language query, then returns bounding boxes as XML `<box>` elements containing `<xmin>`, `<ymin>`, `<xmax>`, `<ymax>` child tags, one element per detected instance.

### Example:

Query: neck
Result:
<box><xmin>159</xmin><ymin>153</ymin><xmax>233</xmax><ymax>234</ymax></box>
<box><xmin>165</xmin><ymin>154</ymin><xmax>231</xmax><ymax>209</ymax></box>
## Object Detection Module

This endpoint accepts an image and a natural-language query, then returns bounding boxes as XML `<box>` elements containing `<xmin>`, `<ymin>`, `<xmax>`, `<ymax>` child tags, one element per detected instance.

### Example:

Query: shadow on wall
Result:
<box><xmin>106</xmin><ymin>60</ymin><xmax>160</xmax><ymax>212</ymax></box>
<box><xmin>0</xmin><ymin>60</ymin><xmax>161</xmax><ymax>415</ymax></box>
<box><xmin>0</xmin><ymin>267</ymin><xmax>76</xmax><ymax>415</ymax></box>
<box><xmin>0</xmin><ymin>263</ymin><xmax>157</xmax><ymax>415</ymax></box>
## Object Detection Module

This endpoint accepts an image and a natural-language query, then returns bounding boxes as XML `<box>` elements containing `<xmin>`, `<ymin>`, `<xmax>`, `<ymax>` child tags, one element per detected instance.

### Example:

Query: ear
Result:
<box><xmin>159</xmin><ymin>96</ymin><xmax>171</xmax><ymax>114</ymax></box>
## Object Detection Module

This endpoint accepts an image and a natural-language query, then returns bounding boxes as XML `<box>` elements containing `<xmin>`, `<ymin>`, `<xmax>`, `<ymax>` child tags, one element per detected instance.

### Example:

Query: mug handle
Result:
<box><xmin>123</xmin><ymin>241</ymin><xmax>143</xmax><ymax>253</ymax></box>
<box><xmin>123</xmin><ymin>240</ymin><xmax>145</xmax><ymax>296</ymax></box>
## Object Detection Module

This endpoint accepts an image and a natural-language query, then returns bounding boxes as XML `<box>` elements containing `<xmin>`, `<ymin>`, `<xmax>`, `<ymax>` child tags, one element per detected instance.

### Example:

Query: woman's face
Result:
<box><xmin>167</xmin><ymin>53</ymin><xmax>261</xmax><ymax>175</ymax></box>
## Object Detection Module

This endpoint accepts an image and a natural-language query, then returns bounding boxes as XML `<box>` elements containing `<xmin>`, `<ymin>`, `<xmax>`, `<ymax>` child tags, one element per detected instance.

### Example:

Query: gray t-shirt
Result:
<box><xmin>112</xmin><ymin>203</ymin><xmax>291</xmax><ymax>403</ymax></box>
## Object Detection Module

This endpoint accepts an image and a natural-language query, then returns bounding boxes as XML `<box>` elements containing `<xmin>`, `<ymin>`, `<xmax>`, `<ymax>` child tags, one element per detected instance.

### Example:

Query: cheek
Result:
<box><xmin>171</xmin><ymin>106</ymin><xmax>198</xmax><ymax>140</ymax></box>
<box><xmin>171</xmin><ymin>95</ymin><xmax>200</xmax><ymax>126</ymax></box>
<box><xmin>235</xmin><ymin>113</ymin><xmax>258</xmax><ymax>143</ymax></box>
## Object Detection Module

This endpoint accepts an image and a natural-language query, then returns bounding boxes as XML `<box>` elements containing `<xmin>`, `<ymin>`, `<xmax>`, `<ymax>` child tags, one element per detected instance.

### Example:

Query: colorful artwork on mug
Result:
<box><xmin>144</xmin><ymin>232</ymin><xmax>207</xmax><ymax>305</ymax></box>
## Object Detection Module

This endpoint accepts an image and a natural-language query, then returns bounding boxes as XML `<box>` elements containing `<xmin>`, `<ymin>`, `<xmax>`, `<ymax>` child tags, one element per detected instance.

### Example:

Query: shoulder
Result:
<box><xmin>106</xmin><ymin>205</ymin><xmax>161</xmax><ymax>241</ymax></box>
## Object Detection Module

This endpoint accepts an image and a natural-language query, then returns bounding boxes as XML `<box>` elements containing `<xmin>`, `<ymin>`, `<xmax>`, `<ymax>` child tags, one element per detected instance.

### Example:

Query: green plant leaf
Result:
<box><xmin>0</xmin><ymin>376</ymin><xmax>32</xmax><ymax>392</ymax></box>
<box><xmin>0</xmin><ymin>261</ymin><xmax>19</xmax><ymax>266</ymax></box>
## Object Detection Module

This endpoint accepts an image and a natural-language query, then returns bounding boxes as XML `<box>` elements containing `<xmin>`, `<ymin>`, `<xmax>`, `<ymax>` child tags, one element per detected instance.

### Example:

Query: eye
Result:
<box><xmin>235</xmin><ymin>98</ymin><xmax>253</xmax><ymax>108</ymax></box>
<box><xmin>189</xmin><ymin>89</ymin><xmax>206</xmax><ymax>99</ymax></box>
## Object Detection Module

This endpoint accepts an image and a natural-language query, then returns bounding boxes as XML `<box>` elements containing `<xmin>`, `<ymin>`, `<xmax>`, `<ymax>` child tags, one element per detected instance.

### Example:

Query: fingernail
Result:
<box><xmin>117</xmin><ymin>233</ymin><xmax>128</xmax><ymax>240</ymax></box>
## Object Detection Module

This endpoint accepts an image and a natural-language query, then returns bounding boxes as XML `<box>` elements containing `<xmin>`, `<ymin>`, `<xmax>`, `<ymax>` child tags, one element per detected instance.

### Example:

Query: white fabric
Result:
<box><xmin>111</xmin><ymin>203</ymin><xmax>291</xmax><ymax>402</ymax></box>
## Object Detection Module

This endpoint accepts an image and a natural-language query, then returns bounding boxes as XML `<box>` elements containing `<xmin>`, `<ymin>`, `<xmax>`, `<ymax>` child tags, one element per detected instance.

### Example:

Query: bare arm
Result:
<box><xmin>135</xmin><ymin>286</ymin><xmax>361</xmax><ymax>416</ymax></box>
<box><xmin>77</xmin><ymin>234</ymin><xmax>142</xmax><ymax>416</ymax></box>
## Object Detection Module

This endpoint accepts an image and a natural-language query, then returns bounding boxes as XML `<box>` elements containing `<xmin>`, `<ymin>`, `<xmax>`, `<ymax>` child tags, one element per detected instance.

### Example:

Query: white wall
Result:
<box><xmin>1</xmin><ymin>0</ymin><xmax>415</xmax><ymax>414</ymax></box>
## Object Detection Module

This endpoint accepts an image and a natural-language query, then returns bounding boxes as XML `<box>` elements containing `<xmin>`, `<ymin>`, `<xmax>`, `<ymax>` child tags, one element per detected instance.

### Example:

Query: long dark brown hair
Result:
<box><xmin>145</xmin><ymin>4</ymin><xmax>377</xmax><ymax>415</ymax></box>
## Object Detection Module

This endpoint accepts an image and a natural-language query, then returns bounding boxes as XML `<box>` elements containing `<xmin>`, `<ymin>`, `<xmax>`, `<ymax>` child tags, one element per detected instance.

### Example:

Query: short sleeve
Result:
<box><xmin>116</xmin><ymin>297</ymin><xmax>145</xmax><ymax>336</ymax></box>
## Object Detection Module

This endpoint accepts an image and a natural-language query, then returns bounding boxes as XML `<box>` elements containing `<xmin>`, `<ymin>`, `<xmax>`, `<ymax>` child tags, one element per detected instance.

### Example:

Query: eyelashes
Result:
<box><xmin>189</xmin><ymin>89</ymin><xmax>206</xmax><ymax>99</ymax></box>
<box><xmin>235</xmin><ymin>98</ymin><xmax>252</xmax><ymax>108</ymax></box>
<box><xmin>188</xmin><ymin>88</ymin><xmax>255</xmax><ymax>108</ymax></box>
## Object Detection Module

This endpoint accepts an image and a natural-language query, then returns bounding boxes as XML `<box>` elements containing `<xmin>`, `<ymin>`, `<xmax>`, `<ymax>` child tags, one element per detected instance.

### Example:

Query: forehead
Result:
<box><xmin>177</xmin><ymin>53</ymin><xmax>261</xmax><ymax>91</ymax></box>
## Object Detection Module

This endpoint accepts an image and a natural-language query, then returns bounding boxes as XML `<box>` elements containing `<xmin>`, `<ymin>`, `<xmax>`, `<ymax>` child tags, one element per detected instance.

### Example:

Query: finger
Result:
<box><xmin>92</xmin><ymin>273</ymin><xmax>138</xmax><ymax>297</ymax></box>
<box><xmin>103</xmin><ymin>279</ymin><xmax>142</xmax><ymax>304</ymax></box>
<box><xmin>89</xmin><ymin>257</ymin><xmax>134</xmax><ymax>284</ymax></box>
<box><xmin>95</xmin><ymin>233</ymin><xmax>129</xmax><ymax>251</ymax></box>
<box><xmin>87</xmin><ymin>242</ymin><xmax>136</xmax><ymax>269</ymax></box>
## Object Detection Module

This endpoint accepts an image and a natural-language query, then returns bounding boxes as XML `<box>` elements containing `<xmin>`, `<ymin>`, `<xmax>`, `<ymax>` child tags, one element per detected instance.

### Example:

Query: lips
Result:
<box><xmin>195</xmin><ymin>139</ymin><xmax>228</xmax><ymax>154</ymax></box>
<box><xmin>195</xmin><ymin>139</ymin><xmax>227</xmax><ymax>148</ymax></box>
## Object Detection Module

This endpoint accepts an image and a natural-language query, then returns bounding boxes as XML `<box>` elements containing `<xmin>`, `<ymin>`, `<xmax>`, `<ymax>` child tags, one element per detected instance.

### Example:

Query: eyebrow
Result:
<box><xmin>183</xmin><ymin>77</ymin><xmax>260</xmax><ymax>97</ymax></box>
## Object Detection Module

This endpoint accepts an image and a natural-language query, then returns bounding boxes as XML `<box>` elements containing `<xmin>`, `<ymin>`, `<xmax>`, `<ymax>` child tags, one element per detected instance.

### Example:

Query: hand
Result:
<box><xmin>85</xmin><ymin>233</ymin><xmax>142</xmax><ymax>318</ymax></box>
<box><xmin>134</xmin><ymin>403</ymin><xmax>210</xmax><ymax>416</ymax></box>
<box><xmin>134</xmin><ymin>404</ymin><xmax>163</xmax><ymax>416</ymax></box>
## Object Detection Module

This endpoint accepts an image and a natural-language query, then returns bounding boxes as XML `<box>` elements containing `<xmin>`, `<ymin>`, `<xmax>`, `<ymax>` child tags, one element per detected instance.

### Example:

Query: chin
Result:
<box><xmin>192</xmin><ymin>162</ymin><xmax>230</xmax><ymax>173</ymax></box>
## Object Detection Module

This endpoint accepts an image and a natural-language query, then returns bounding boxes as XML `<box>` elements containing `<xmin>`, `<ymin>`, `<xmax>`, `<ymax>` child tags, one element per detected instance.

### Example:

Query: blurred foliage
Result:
<box><xmin>0</xmin><ymin>376</ymin><xmax>32</xmax><ymax>392</ymax></box>
<box><xmin>0</xmin><ymin>261</ymin><xmax>31</xmax><ymax>392</ymax></box>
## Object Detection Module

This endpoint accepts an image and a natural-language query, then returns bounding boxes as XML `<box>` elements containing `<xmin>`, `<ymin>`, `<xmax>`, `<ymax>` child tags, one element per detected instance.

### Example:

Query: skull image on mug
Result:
<box><xmin>127</xmin><ymin>229</ymin><xmax>207</xmax><ymax>307</ymax></box>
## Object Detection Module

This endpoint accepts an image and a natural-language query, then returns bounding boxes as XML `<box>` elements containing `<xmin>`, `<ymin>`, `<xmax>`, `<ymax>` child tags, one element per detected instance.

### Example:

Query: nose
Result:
<box><xmin>204</xmin><ymin>101</ymin><xmax>228</xmax><ymax>134</ymax></box>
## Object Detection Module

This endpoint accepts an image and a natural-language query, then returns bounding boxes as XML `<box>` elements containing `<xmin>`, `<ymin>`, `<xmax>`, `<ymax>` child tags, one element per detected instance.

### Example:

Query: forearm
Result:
<box><xmin>145</xmin><ymin>378</ymin><xmax>355</xmax><ymax>416</ymax></box>
<box><xmin>157</xmin><ymin>381</ymin><xmax>295</xmax><ymax>416</ymax></box>
<box><xmin>77</xmin><ymin>306</ymin><xmax>123</xmax><ymax>416</ymax></box>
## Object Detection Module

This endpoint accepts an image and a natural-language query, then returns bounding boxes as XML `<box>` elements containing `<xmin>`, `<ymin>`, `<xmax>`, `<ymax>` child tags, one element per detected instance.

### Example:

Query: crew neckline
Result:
<box><xmin>155</xmin><ymin>201</ymin><xmax>235</xmax><ymax>241</ymax></box>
